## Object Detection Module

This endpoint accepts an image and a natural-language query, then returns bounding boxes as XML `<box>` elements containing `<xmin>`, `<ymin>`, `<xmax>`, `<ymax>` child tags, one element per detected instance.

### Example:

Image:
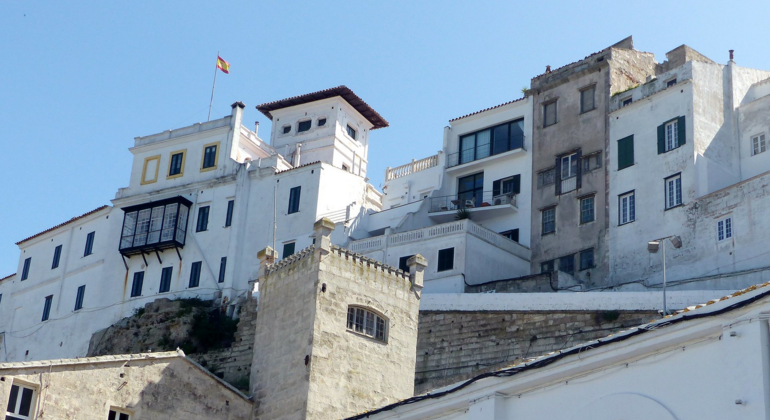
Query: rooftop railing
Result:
<box><xmin>385</xmin><ymin>153</ymin><xmax>440</xmax><ymax>181</ymax></box>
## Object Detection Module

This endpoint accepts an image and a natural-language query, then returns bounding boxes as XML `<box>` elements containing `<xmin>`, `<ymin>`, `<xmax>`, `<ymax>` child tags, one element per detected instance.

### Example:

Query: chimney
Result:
<box><xmin>313</xmin><ymin>218</ymin><xmax>335</xmax><ymax>256</ymax></box>
<box><xmin>729</xmin><ymin>49</ymin><xmax>734</xmax><ymax>61</ymax></box>
<box><xmin>228</xmin><ymin>102</ymin><xmax>246</xmax><ymax>161</ymax></box>
<box><xmin>254</xmin><ymin>121</ymin><xmax>260</xmax><ymax>136</ymax></box>
<box><xmin>546</xmin><ymin>65</ymin><xmax>551</xmax><ymax>73</ymax></box>
<box><xmin>407</xmin><ymin>254</ymin><xmax>428</xmax><ymax>294</ymax></box>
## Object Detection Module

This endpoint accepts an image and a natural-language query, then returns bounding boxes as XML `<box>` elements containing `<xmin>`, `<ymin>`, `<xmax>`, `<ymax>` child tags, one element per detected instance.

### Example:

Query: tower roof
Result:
<box><xmin>256</xmin><ymin>85</ymin><xmax>389</xmax><ymax>130</ymax></box>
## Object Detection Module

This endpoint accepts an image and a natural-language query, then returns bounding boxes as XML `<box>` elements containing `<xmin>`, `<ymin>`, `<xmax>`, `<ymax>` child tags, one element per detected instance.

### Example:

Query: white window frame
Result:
<box><xmin>542</xmin><ymin>207</ymin><xmax>556</xmax><ymax>235</ymax></box>
<box><xmin>619</xmin><ymin>191</ymin><xmax>635</xmax><ymax>225</ymax></box>
<box><xmin>561</xmin><ymin>153</ymin><xmax>578</xmax><ymax>180</ymax></box>
<box><xmin>752</xmin><ymin>133</ymin><xmax>766</xmax><ymax>156</ymax></box>
<box><xmin>346</xmin><ymin>306</ymin><xmax>388</xmax><ymax>343</ymax></box>
<box><xmin>665</xmin><ymin>174</ymin><xmax>682</xmax><ymax>209</ymax></box>
<box><xmin>6</xmin><ymin>383</ymin><xmax>36</xmax><ymax>420</ymax></box>
<box><xmin>665</xmin><ymin>120</ymin><xmax>679</xmax><ymax>152</ymax></box>
<box><xmin>717</xmin><ymin>217</ymin><xmax>733</xmax><ymax>242</ymax></box>
<box><xmin>108</xmin><ymin>408</ymin><xmax>132</xmax><ymax>420</ymax></box>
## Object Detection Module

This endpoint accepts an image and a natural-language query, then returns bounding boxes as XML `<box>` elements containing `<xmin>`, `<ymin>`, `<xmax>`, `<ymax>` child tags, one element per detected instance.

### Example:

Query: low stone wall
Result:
<box><xmin>414</xmin><ymin>310</ymin><xmax>659</xmax><ymax>394</ymax></box>
<box><xmin>465</xmin><ymin>272</ymin><xmax>556</xmax><ymax>293</ymax></box>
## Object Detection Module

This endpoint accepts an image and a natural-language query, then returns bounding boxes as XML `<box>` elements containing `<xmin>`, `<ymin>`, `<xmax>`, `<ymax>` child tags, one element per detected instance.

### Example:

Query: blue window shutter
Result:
<box><xmin>657</xmin><ymin>123</ymin><xmax>666</xmax><ymax>154</ymax></box>
<box><xmin>677</xmin><ymin>116</ymin><xmax>686</xmax><ymax>145</ymax></box>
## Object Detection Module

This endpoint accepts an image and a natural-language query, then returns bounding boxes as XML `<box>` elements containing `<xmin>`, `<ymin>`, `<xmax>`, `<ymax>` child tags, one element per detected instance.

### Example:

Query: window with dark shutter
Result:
<box><xmin>21</xmin><ymin>257</ymin><xmax>31</xmax><ymax>281</ymax></box>
<box><xmin>196</xmin><ymin>206</ymin><xmax>209</xmax><ymax>232</ymax></box>
<box><xmin>658</xmin><ymin>117</ymin><xmax>686</xmax><ymax>153</ymax></box>
<box><xmin>437</xmin><ymin>248</ymin><xmax>454</xmax><ymax>272</ymax></box>
<box><xmin>225</xmin><ymin>200</ymin><xmax>234</xmax><ymax>227</ymax></box>
<box><xmin>84</xmin><ymin>231</ymin><xmax>95</xmax><ymax>256</ymax></box>
<box><xmin>159</xmin><ymin>267</ymin><xmax>172</xmax><ymax>293</ymax></box>
<box><xmin>617</xmin><ymin>136</ymin><xmax>634</xmax><ymax>170</ymax></box>
<box><xmin>282</xmin><ymin>242</ymin><xmax>296</xmax><ymax>259</ymax></box>
<box><xmin>189</xmin><ymin>261</ymin><xmax>202</xmax><ymax>288</ymax></box>
<box><xmin>42</xmin><ymin>295</ymin><xmax>53</xmax><ymax>321</ymax></box>
<box><xmin>168</xmin><ymin>151</ymin><xmax>185</xmax><ymax>177</ymax></box>
<box><xmin>298</xmin><ymin>120</ymin><xmax>311</xmax><ymax>132</ymax></box>
<box><xmin>218</xmin><ymin>257</ymin><xmax>227</xmax><ymax>283</ymax></box>
<box><xmin>52</xmin><ymin>245</ymin><xmax>62</xmax><ymax>269</ymax></box>
<box><xmin>559</xmin><ymin>254</ymin><xmax>575</xmax><ymax>274</ymax></box>
<box><xmin>398</xmin><ymin>255</ymin><xmax>414</xmax><ymax>273</ymax></box>
<box><xmin>288</xmin><ymin>187</ymin><xmax>301</xmax><ymax>214</ymax></box>
<box><xmin>74</xmin><ymin>285</ymin><xmax>85</xmax><ymax>311</ymax></box>
<box><xmin>579</xmin><ymin>249</ymin><xmax>594</xmax><ymax>270</ymax></box>
<box><xmin>130</xmin><ymin>272</ymin><xmax>144</xmax><ymax>297</ymax></box>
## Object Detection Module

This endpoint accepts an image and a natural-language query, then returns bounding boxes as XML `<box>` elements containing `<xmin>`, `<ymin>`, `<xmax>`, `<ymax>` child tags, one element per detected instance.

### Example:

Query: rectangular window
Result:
<box><xmin>544</xmin><ymin>101</ymin><xmax>557</xmax><ymax>127</ymax></box>
<box><xmin>658</xmin><ymin>117</ymin><xmax>686</xmax><ymax>153</ymax></box>
<box><xmin>288</xmin><ymin>186</ymin><xmax>301</xmax><ymax>214</ymax></box>
<box><xmin>580</xmin><ymin>196</ymin><xmax>595</xmax><ymax>224</ymax></box>
<box><xmin>665</xmin><ymin>174</ymin><xmax>682</xmax><ymax>209</ymax></box>
<box><xmin>317</xmin><ymin>118</ymin><xmax>326</xmax><ymax>127</ymax></box>
<box><xmin>282</xmin><ymin>242</ymin><xmax>295</xmax><ymax>259</ymax></box>
<box><xmin>667</xmin><ymin>78</ymin><xmax>677</xmax><ymax>87</ymax></box>
<box><xmin>21</xmin><ymin>257</ymin><xmax>31</xmax><ymax>281</ymax></box>
<box><xmin>752</xmin><ymin>134</ymin><xmax>766</xmax><ymax>156</ymax></box>
<box><xmin>108</xmin><ymin>409</ymin><xmax>131</xmax><ymax>420</ymax></box>
<box><xmin>218</xmin><ymin>257</ymin><xmax>227</xmax><ymax>283</ymax></box>
<box><xmin>42</xmin><ymin>295</ymin><xmax>53</xmax><ymax>321</ymax></box>
<box><xmin>189</xmin><ymin>261</ymin><xmax>202</xmax><ymax>288</ymax></box>
<box><xmin>717</xmin><ymin>217</ymin><xmax>733</xmax><ymax>241</ymax></box>
<box><xmin>437</xmin><ymin>248</ymin><xmax>454</xmax><ymax>272</ymax></box>
<box><xmin>159</xmin><ymin>267</ymin><xmax>172</xmax><ymax>293</ymax></box>
<box><xmin>580</xmin><ymin>85</ymin><xmax>595</xmax><ymax>113</ymax></box>
<box><xmin>617</xmin><ymin>135</ymin><xmax>634</xmax><ymax>170</ymax></box>
<box><xmin>542</xmin><ymin>207</ymin><xmax>556</xmax><ymax>235</ymax></box>
<box><xmin>579</xmin><ymin>249</ymin><xmax>594</xmax><ymax>270</ymax></box>
<box><xmin>141</xmin><ymin>155</ymin><xmax>161</xmax><ymax>185</ymax></box>
<box><xmin>346</xmin><ymin>124</ymin><xmax>357</xmax><ymax>140</ymax></box>
<box><xmin>52</xmin><ymin>245</ymin><xmax>62</xmax><ymax>269</ymax></box>
<box><xmin>619</xmin><ymin>191</ymin><xmax>636</xmax><ymax>225</ymax></box>
<box><xmin>202</xmin><ymin>143</ymin><xmax>218</xmax><ymax>169</ymax></box>
<box><xmin>298</xmin><ymin>120</ymin><xmax>311</xmax><ymax>132</ymax></box>
<box><xmin>130</xmin><ymin>272</ymin><xmax>144</xmax><ymax>298</ymax></box>
<box><xmin>74</xmin><ymin>285</ymin><xmax>86</xmax><ymax>311</ymax></box>
<box><xmin>458</xmin><ymin>172</ymin><xmax>484</xmax><ymax>208</ymax></box>
<box><xmin>559</xmin><ymin>254</ymin><xmax>575</xmax><ymax>274</ymax></box>
<box><xmin>84</xmin><ymin>231</ymin><xmax>95</xmax><ymax>256</ymax></box>
<box><xmin>6</xmin><ymin>383</ymin><xmax>36</xmax><ymax>420</ymax></box>
<box><xmin>225</xmin><ymin>200</ymin><xmax>234</xmax><ymax>227</ymax></box>
<box><xmin>541</xmin><ymin>260</ymin><xmax>554</xmax><ymax>273</ymax></box>
<box><xmin>398</xmin><ymin>255</ymin><xmax>414</xmax><ymax>273</ymax></box>
<box><xmin>168</xmin><ymin>151</ymin><xmax>185</xmax><ymax>177</ymax></box>
<box><xmin>282</xmin><ymin>125</ymin><xmax>291</xmax><ymax>134</ymax></box>
<box><xmin>196</xmin><ymin>206</ymin><xmax>210</xmax><ymax>232</ymax></box>
<box><xmin>499</xmin><ymin>229</ymin><xmax>519</xmax><ymax>242</ymax></box>
<box><xmin>561</xmin><ymin>153</ymin><xmax>578</xmax><ymax>180</ymax></box>
<box><xmin>622</xmin><ymin>97</ymin><xmax>633</xmax><ymax>107</ymax></box>
<box><xmin>120</xmin><ymin>197</ymin><xmax>192</xmax><ymax>252</ymax></box>
<box><xmin>537</xmin><ymin>168</ymin><xmax>555</xmax><ymax>188</ymax></box>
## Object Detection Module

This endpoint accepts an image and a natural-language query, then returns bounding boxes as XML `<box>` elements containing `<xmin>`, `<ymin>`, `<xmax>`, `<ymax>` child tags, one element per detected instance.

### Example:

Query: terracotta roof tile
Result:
<box><xmin>449</xmin><ymin>97</ymin><xmax>527</xmax><ymax>122</ymax></box>
<box><xmin>256</xmin><ymin>86</ymin><xmax>389</xmax><ymax>130</ymax></box>
<box><xmin>16</xmin><ymin>205</ymin><xmax>110</xmax><ymax>246</ymax></box>
<box><xmin>0</xmin><ymin>273</ymin><xmax>15</xmax><ymax>284</ymax></box>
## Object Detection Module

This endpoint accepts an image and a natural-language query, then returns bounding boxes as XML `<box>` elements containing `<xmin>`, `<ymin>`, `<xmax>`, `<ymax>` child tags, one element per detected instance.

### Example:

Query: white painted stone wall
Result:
<box><xmin>738</xmin><ymin>78</ymin><xmax>770</xmax><ymax>180</ymax></box>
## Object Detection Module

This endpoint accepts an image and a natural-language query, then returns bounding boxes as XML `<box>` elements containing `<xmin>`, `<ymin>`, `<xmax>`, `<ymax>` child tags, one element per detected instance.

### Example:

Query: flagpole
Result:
<box><xmin>207</xmin><ymin>51</ymin><xmax>219</xmax><ymax>122</ymax></box>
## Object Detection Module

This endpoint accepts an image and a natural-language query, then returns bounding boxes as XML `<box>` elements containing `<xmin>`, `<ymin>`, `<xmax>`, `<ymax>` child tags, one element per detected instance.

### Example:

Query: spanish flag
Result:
<box><xmin>217</xmin><ymin>56</ymin><xmax>230</xmax><ymax>74</ymax></box>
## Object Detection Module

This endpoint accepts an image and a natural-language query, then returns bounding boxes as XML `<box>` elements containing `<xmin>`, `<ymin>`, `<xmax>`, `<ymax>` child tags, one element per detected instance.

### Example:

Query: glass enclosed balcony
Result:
<box><xmin>119</xmin><ymin>196</ymin><xmax>192</xmax><ymax>255</ymax></box>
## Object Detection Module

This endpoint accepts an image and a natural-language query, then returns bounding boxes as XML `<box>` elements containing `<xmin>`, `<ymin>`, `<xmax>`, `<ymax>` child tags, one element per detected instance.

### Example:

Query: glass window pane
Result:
<box><xmin>460</xmin><ymin>135</ymin><xmax>475</xmax><ymax>164</ymax></box>
<box><xmin>161</xmin><ymin>204</ymin><xmax>178</xmax><ymax>242</ymax></box>
<box><xmin>492</xmin><ymin>124</ymin><xmax>509</xmax><ymax>155</ymax></box>
<box><xmin>510</xmin><ymin>120</ymin><xmax>524</xmax><ymax>149</ymax></box>
<box><xmin>147</xmin><ymin>206</ymin><xmax>165</xmax><ymax>244</ymax></box>
<box><xmin>19</xmin><ymin>387</ymin><xmax>33</xmax><ymax>416</ymax></box>
<box><xmin>475</xmin><ymin>129</ymin><xmax>490</xmax><ymax>160</ymax></box>
<box><xmin>176</xmin><ymin>204</ymin><xmax>189</xmax><ymax>243</ymax></box>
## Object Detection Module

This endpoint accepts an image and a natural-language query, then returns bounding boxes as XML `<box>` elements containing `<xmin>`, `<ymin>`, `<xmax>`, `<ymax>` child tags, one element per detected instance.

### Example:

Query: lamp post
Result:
<box><xmin>647</xmin><ymin>235</ymin><xmax>683</xmax><ymax>315</ymax></box>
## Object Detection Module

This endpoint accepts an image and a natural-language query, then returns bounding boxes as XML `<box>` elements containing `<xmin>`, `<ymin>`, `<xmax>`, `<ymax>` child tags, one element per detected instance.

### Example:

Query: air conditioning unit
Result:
<box><xmin>493</xmin><ymin>194</ymin><xmax>511</xmax><ymax>205</ymax></box>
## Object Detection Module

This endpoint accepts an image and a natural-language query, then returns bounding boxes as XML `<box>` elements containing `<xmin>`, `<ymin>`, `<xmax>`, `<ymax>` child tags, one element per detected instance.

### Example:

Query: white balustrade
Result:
<box><xmin>385</xmin><ymin>154</ymin><xmax>440</xmax><ymax>181</ymax></box>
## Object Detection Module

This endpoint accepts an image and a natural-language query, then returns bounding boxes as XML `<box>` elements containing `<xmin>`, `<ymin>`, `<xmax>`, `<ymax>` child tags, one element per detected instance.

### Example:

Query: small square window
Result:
<box><xmin>437</xmin><ymin>248</ymin><xmax>454</xmax><ymax>272</ymax></box>
<box><xmin>282</xmin><ymin>125</ymin><xmax>291</xmax><ymax>134</ymax></box>
<box><xmin>665</xmin><ymin>174</ymin><xmax>682</xmax><ymax>209</ymax></box>
<box><xmin>580</xmin><ymin>86</ymin><xmax>595</xmax><ymax>113</ymax></box>
<box><xmin>282</xmin><ymin>242</ymin><xmax>296</xmax><ymax>259</ymax></box>
<box><xmin>544</xmin><ymin>101</ymin><xmax>557</xmax><ymax>127</ymax></box>
<box><xmin>559</xmin><ymin>254</ymin><xmax>575</xmax><ymax>274</ymax></box>
<box><xmin>752</xmin><ymin>134</ymin><xmax>766</xmax><ymax>156</ymax></box>
<box><xmin>317</xmin><ymin>118</ymin><xmax>326</xmax><ymax>127</ymax></box>
<box><xmin>717</xmin><ymin>217</ymin><xmax>733</xmax><ymax>241</ymax></box>
<box><xmin>622</xmin><ymin>97</ymin><xmax>632</xmax><ymax>107</ymax></box>
<box><xmin>579</xmin><ymin>249</ymin><xmax>594</xmax><ymax>270</ymax></box>
<box><xmin>542</xmin><ymin>207</ymin><xmax>556</xmax><ymax>235</ymax></box>
<box><xmin>298</xmin><ymin>120</ymin><xmax>311</xmax><ymax>132</ymax></box>
<box><xmin>580</xmin><ymin>196</ymin><xmax>595</xmax><ymax>224</ymax></box>
<box><xmin>541</xmin><ymin>260</ymin><xmax>554</xmax><ymax>273</ymax></box>
<box><xmin>346</xmin><ymin>124</ymin><xmax>357</xmax><ymax>140</ymax></box>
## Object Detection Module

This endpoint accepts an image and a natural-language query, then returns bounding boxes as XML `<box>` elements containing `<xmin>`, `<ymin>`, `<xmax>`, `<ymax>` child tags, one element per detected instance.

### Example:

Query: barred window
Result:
<box><xmin>347</xmin><ymin>306</ymin><xmax>387</xmax><ymax>342</ymax></box>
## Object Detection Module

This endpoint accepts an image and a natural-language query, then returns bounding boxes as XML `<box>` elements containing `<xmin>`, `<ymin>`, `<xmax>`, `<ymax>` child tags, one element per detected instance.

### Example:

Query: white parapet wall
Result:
<box><xmin>420</xmin><ymin>290</ymin><xmax>739</xmax><ymax>312</ymax></box>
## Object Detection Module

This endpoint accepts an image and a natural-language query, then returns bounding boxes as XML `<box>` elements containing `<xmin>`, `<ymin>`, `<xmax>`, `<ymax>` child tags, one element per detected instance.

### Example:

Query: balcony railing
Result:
<box><xmin>446</xmin><ymin>136</ymin><xmax>525</xmax><ymax>168</ymax></box>
<box><xmin>119</xmin><ymin>196</ymin><xmax>192</xmax><ymax>256</ymax></box>
<box><xmin>429</xmin><ymin>191</ymin><xmax>516</xmax><ymax>213</ymax></box>
<box><xmin>385</xmin><ymin>153</ymin><xmax>440</xmax><ymax>181</ymax></box>
<box><xmin>560</xmin><ymin>176</ymin><xmax>576</xmax><ymax>194</ymax></box>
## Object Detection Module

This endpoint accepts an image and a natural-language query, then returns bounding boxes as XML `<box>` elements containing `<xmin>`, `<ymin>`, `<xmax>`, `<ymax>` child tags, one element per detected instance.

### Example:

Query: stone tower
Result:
<box><xmin>251</xmin><ymin>218</ymin><xmax>424</xmax><ymax>420</ymax></box>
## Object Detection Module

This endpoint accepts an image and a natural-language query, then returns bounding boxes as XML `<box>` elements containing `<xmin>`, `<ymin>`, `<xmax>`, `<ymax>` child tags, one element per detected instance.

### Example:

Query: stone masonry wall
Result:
<box><xmin>414</xmin><ymin>310</ymin><xmax>659</xmax><ymax>394</ymax></box>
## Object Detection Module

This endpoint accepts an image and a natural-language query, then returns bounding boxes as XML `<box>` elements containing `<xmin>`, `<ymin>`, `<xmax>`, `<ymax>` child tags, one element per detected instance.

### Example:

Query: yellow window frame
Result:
<box><xmin>200</xmin><ymin>141</ymin><xmax>220</xmax><ymax>172</ymax></box>
<box><xmin>140</xmin><ymin>155</ymin><xmax>161</xmax><ymax>185</ymax></box>
<box><xmin>167</xmin><ymin>149</ymin><xmax>187</xmax><ymax>179</ymax></box>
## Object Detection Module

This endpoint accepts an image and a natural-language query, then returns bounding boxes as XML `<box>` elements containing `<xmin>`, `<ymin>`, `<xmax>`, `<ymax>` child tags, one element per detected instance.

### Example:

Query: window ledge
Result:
<box><xmin>346</xmin><ymin>329</ymin><xmax>388</xmax><ymax>345</ymax></box>
<box><xmin>541</xmin><ymin>231</ymin><xmax>556</xmax><ymax>237</ymax></box>
<box><xmin>580</xmin><ymin>107</ymin><xmax>596</xmax><ymax>115</ymax></box>
<box><xmin>664</xmin><ymin>203</ymin><xmax>684</xmax><ymax>212</ymax></box>
<box><xmin>617</xmin><ymin>163</ymin><xmax>636</xmax><ymax>171</ymax></box>
<box><xmin>618</xmin><ymin>220</ymin><xmax>636</xmax><ymax>226</ymax></box>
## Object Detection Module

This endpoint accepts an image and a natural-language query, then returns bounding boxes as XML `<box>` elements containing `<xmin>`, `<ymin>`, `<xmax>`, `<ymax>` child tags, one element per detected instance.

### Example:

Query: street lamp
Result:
<box><xmin>647</xmin><ymin>235</ymin><xmax>683</xmax><ymax>315</ymax></box>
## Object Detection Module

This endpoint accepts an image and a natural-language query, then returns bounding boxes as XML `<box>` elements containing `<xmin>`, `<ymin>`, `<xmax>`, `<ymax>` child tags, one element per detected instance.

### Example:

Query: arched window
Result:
<box><xmin>346</xmin><ymin>306</ymin><xmax>387</xmax><ymax>342</ymax></box>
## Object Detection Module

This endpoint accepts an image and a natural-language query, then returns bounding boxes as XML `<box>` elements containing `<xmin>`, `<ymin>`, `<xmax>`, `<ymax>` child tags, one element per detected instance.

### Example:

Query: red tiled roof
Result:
<box><xmin>0</xmin><ymin>273</ymin><xmax>15</xmax><ymax>284</ymax></box>
<box><xmin>449</xmin><ymin>97</ymin><xmax>527</xmax><ymax>123</ymax></box>
<box><xmin>256</xmin><ymin>86</ymin><xmax>389</xmax><ymax>130</ymax></box>
<box><xmin>275</xmin><ymin>161</ymin><xmax>322</xmax><ymax>175</ymax></box>
<box><xmin>16</xmin><ymin>205</ymin><xmax>110</xmax><ymax>246</ymax></box>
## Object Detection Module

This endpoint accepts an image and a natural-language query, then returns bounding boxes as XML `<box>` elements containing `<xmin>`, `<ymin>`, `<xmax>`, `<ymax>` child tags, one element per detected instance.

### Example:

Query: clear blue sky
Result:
<box><xmin>1</xmin><ymin>1</ymin><xmax>768</xmax><ymax>276</ymax></box>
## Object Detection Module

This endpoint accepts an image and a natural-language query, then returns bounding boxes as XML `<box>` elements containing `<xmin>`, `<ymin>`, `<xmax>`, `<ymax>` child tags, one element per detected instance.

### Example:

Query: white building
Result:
<box><xmin>0</xmin><ymin>87</ymin><xmax>386</xmax><ymax>363</ymax></box>
<box><xmin>608</xmin><ymin>46</ymin><xmax>770</xmax><ymax>288</ymax></box>
<box><xmin>350</xmin><ymin>281</ymin><xmax>770</xmax><ymax>420</ymax></box>
<box><xmin>350</xmin><ymin>97</ymin><xmax>534</xmax><ymax>292</ymax></box>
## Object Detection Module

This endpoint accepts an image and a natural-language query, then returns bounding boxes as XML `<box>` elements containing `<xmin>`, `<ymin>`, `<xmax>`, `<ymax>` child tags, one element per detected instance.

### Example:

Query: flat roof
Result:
<box><xmin>256</xmin><ymin>86</ymin><xmax>389</xmax><ymax>130</ymax></box>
